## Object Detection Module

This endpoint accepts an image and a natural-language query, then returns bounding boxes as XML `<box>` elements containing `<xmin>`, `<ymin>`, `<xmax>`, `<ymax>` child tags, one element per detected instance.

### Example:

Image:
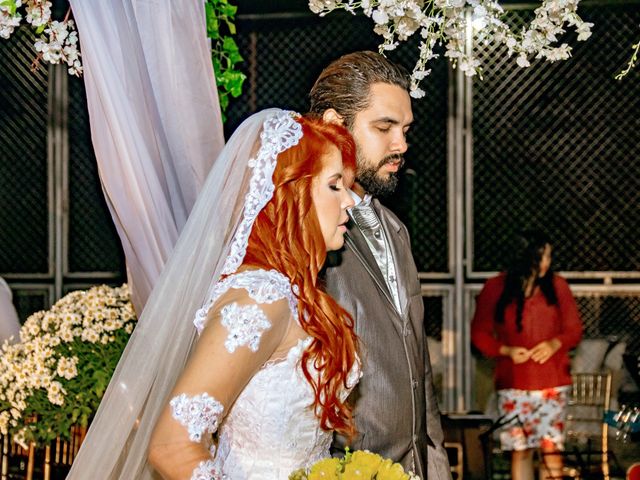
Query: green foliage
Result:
<box><xmin>205</xmin><ymin>0</ymin><xmax>246</xmax><ymax>121</ymax></box>
<box><xmin>16</xmin><ymin>329</ymin><xmax>131</xmax><ymax>444</ymax></box>
<box><xmin>616</xmin><ymin>37</ymin><xmax>640</xmax><ymax>80</ymax></box>
<box><xmin>0</xmin><ymin>0</ymin><xmax>18</xmax><ymax>15</ymax></box>
<box><xmin>0</xmin><ymin>285</ymin><xmax>136</xmax><ymax>446</ymax></box>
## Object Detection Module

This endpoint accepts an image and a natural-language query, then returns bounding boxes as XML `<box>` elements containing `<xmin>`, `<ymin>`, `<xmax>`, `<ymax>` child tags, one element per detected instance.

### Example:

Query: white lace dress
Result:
<box><xmin>165</xmin><ymin>269</ymin><xmax>360</xmax><ymax>480</ymax></box>
<box><xmin>212</xmin><ymin>337</ymin><xmax>331</xmax><ymax>478</ymax></box>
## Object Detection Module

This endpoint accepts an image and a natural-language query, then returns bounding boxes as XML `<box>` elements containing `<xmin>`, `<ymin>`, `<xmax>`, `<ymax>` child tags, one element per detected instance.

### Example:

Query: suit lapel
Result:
<box><xmin>344</xmin><ymin>215</ymin><xmax>396</xmax><ymax>309</ymax></box>
<box><xmin>373</xmin><ymin>200</ymin><xmax>410</xmax><ymax>316</ymax></box>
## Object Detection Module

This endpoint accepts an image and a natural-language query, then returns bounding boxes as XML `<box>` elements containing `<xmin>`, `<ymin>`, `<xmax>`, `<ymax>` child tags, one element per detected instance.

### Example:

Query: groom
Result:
<box><xmin>310</xmin><ymin>51</ymin><xmax>451</xmax><ymax>479</ymax></box>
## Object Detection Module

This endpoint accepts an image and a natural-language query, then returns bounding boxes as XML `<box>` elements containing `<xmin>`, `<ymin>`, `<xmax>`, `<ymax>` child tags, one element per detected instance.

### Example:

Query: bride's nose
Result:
<box><xmin>341</xmin><ymin>189</ymin><xmax>355</xmax><ymax>210</ymax></box>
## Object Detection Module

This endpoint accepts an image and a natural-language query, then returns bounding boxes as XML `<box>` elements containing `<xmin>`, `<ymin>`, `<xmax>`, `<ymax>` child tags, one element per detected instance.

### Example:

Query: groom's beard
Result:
<box><xmin>356</xmin><ymin>153</ymin><xmax>405</xmax><ymax>198</ymax></box>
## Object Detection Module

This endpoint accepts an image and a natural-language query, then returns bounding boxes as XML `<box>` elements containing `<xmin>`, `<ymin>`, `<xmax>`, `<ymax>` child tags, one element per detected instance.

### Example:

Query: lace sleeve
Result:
<box><xmin>148</xmin><ymin>284</ymin><xmax>294</xmax><ymax>480</ymax></box>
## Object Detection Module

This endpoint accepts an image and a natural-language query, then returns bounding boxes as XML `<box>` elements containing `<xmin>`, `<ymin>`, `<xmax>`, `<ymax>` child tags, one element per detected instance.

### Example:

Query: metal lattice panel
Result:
<box><xmin>0</xmin><ymin>27</ymin><xmax>49</xmax><ymax>274</ymax></box>
<box><xmin>67</xmin><ymin>76</ymin><xmax>124</xmax><ymax>274</ymax></box>
<box><xmin>229</xmin><ymin>13</ymin><xmax>450</xmax><ymax>273</ymax></box>
<box><xmin>471</xmin><ymin>4</ymin><xmax>640</xmax><ymax>274</ymax></box>
<box><xmin>11</xmin><ymin>287</ymin><xmax>50</xmax><ymax>323</ymax></box>
<box><xmin>389</xmin><ymin>40</ymin><xmax>449</xmax><ymax>274</ymax></box>
<box><xmin>575</xmin><ymin>292</ymin><xmax>640</xmax><ymax>354</ymax></box>
<box><xmin>424</xmin><ymin>293</ymin><xmax>445</xmax><ymax>340</ymax></box>
<box><xmin>226</xmin><ymin>14</ymin><xmax>378</xmax><ymax>128</ymax></box>
<box><xmin>422</xmin><ymin>289</ymin><xmax>450</xmax><ymax>405</ymax></box>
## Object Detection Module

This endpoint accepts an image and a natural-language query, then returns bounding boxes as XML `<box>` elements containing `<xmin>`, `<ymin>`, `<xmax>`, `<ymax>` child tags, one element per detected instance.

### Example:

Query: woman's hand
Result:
<box><xmin>499</xmin><ymin>345</ymin><xmax>531</xmax><ymax>364</ymax></box>
<box><xmin>529</xmin><ymin>338</ymin><xmax>561</xmax><ymax>364</ymax></box>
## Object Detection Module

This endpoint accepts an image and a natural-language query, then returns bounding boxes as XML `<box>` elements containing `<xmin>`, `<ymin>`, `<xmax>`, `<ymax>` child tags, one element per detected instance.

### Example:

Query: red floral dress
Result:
<box><xmin>497</xmin><ymin>386</ymin><xmax>570</xmax><ymax>450</ymax></box>
<box><xmin>471</xmin><ymin>273</ymin><xmax>583</xmax><ymax>451</ymax></box>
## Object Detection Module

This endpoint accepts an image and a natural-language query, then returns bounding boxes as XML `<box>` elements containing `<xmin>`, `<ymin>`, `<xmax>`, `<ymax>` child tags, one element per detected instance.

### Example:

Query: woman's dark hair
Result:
<box><xmin>494</xmin><ymin>230</ymin><xmax>558</xmax><ymax>332</ymax></box>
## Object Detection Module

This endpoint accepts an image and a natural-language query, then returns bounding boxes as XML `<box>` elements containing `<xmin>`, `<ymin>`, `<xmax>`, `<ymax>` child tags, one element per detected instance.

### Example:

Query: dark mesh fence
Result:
<box><xmin>1</xmin><ymin>26</ymin><xmax>124</xmax><ymax>321</ymax></box>
<box><xmin>424</xmin><ymin>293</ymin><xmax>445</xmax><ymax>340</ymax></box>
<box><xmin>471</xmin><ymin>3</ymin><xmax>640</xmax><ymax>273</ymax></box>
<box><xmin>0</xmin><ymin>27</ymin><xmax>49</xmax><ymax>274</ymax></box>
<box><xmin>574</xmin><ymin>291</ymin><xmax>640</xmax><ymax>403</ymax></box>
<box><xmin>576</xmin><ymin>292</ymin><xmax>640</xmax><ymax>354</ymax></box>
<box><xmin>12</xmin><ymin>287</ymin><xmax>50</xmax><ymax>322</ymax></box>
<box><xmin>391</xmin><ymin>41</ymin><xmax>449</xmax><ymax>274</ymax></box>
<box><xmin>423</xmin><ymin>289</ymin><xmax>448</xmax><ymax>404</ymax></box>
<box><xmin>226</xmin><ymin>13</ymin><xmax>379</xmax><ymax>128</ymax></box>
<box><xmin>67</xmin><ymin>76</ymin><xmax>124</xmax><ymax>273</ymax></box>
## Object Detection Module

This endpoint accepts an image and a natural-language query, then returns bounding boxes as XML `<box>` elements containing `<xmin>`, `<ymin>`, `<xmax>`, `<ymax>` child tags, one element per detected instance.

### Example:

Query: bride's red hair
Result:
<box><xmin>243</xmin><ymin>115</ymin><xmax>358</xmax><ymax>438</ymax></box>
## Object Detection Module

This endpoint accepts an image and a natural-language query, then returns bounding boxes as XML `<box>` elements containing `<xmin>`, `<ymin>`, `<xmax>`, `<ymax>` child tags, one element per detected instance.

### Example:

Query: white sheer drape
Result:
<box><xmin>66</xmin><ymin>110</ymin><xmax>276</xmax><ymax>480</ymax></box>
<box><xmin>69</xmin><ymin>0</ymin><xmax>224</xmax><ymax>312</ymax></box>
<box><xmin>0</xmin><ymin>278</ymin><xmax>20</xmax><ymax>344</ymax></box>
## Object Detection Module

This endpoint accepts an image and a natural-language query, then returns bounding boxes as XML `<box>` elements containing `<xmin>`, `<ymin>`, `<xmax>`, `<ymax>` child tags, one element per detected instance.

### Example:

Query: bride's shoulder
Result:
<box><xmin>194</xmin><ymin>268</ymin><xmax>298</xmax><ymax>334</ymax></box>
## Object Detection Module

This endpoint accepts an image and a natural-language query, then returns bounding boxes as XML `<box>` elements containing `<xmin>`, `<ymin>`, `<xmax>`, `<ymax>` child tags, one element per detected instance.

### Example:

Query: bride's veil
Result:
<box><xmin>67</xmin><ymin>108</ymin><xmax>285</xmax><ymax>479</ymax></box>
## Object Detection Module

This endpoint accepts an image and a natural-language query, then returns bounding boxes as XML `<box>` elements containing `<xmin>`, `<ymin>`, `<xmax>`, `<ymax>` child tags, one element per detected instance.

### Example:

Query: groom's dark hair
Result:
<box><xmin>309</xmin><ymin>51</ymin><xmax>410</xmax><ymax>129</ymax></box>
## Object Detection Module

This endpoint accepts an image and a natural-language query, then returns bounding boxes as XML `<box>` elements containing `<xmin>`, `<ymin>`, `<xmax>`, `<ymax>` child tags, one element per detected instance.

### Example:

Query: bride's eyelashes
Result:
<box><xmin>329</xmin><ymin>179</ymin><xmax>345</xmax><ymax>192</ymax></box>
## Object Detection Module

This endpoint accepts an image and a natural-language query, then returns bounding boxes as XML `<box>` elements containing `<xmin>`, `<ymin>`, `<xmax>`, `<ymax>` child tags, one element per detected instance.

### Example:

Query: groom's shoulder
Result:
<box><xmin>374</xmin><ymin>199</ymin><xmax>409</xmax><ymax>236</ymax></box>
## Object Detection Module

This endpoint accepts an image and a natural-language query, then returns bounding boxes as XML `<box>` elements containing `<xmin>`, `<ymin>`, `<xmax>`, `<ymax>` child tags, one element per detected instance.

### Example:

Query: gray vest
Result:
<box><xmin>350</xmin><ymin>201</ymin><xmax>402</xmax><ymax>313</ymax></box>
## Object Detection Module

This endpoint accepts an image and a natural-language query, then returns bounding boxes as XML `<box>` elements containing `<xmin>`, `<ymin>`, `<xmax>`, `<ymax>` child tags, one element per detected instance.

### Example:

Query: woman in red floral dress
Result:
<box><xmin>471</xmin><ymin>230</ymin><xmax>583</xmax><ymax>480</ymax></box>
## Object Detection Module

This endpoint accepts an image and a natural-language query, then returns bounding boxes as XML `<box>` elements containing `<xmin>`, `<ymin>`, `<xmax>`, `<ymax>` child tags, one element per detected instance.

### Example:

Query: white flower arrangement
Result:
<box><xmin>309</xmin><ymin>0</ymin><xmax>594</xmax><ymax>98</ymax></box>
<box><xmin>0</xmin><ymin>0</ymin><xmax>82</xmax><ymax>75</ymax></box>
<box><xmin>0</xmin><ymin>284</ymin><xmax>136</xmax><ymax>447</ymax></box>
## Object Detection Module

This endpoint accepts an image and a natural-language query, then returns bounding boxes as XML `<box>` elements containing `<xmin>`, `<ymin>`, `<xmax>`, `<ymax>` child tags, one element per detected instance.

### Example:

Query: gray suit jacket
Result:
<box><xmin>325</xmin><ymin>199</ymin><xmax>451</xmax><ymax>480</ymax></box>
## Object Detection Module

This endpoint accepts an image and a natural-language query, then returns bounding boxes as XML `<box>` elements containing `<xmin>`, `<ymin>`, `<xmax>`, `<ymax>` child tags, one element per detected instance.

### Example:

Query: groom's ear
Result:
<box><xmin>322</xmin><ymin>109</ymin><xmax>344</xmax><ymax>126</ymax></box>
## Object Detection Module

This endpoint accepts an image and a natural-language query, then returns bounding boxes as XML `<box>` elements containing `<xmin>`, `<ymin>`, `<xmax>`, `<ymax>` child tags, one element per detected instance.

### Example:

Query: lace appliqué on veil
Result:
<box><xmin>221</xmin><ymin>111</ymin><xmax>302</xmax><ymax>276</ymax></box>
<box><xmin>191</xmin><ymin>459</ymin><xmax>224</xmax><ymax>480</ymax></box>
<box><xmin>170</xmin><ymin>393</ymin><xmax>224</xmax><ymax>443</ymax></box>
<box><xmin>194</xmin><ymin>269</ymin><xmax>299</xmax><ymax>334</ymax></box>
<box><xmin>220</xmin><ymin>303</ymin><xmax>271</xmax><ymax>353</ymax></box>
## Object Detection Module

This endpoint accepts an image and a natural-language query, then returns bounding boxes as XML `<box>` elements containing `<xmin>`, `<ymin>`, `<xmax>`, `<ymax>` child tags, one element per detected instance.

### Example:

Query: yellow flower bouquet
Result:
<box><xmin>289</xmin><ymin>449</ymin><xmax>421</xmax><ymax>480</ymax></box>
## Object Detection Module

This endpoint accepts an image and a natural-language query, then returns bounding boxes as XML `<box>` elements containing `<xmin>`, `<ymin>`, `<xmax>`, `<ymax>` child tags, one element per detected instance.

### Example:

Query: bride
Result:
<box><xmin>67</xmin><ymin>110</ymin><xmax>360</xmax><ymax>479</ymax></box>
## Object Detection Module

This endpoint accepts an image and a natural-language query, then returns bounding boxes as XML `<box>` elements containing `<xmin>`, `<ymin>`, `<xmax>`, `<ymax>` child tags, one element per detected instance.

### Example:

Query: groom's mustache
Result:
<box><xmin>377</xmin><ymin>154</ymin><xmax>404</xmax><ymax>170</ymax></box>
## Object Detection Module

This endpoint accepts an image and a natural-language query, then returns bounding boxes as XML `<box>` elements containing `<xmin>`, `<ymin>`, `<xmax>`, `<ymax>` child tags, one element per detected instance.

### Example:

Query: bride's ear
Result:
<box><xmin>322</xmin><ymin>109</ymin><xmax>344</xmax><ymax>126</ymax></box>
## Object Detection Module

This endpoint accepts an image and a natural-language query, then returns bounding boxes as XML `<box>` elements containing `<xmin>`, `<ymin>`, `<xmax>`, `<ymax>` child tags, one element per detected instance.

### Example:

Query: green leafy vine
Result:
<box><xmin>616</xmin><ymin>36</ymin><xmax>640</xmax><ymax>80</ymax></box>
<box><xmin>205</xmin><ymin>0</ymin><xmax>246</xmax><ymax>122</ymax></box>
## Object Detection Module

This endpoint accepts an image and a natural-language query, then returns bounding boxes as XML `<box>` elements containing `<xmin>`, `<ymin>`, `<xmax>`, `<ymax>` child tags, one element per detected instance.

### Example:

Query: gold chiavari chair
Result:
<box><xmin>0</xmin><ymin>424</ymin><xmax>86</xmax><ymax>480</ymax></box>
<box><xmin>561</xmin><ymin>372</ymin><xmax>613</xmax><ymax>480</ymax></box>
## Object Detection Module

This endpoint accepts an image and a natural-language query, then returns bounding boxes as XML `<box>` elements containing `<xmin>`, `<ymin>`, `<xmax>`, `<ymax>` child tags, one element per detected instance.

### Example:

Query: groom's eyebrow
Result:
<box><xmin>373</xmin><ymin>116</ymin><xmax>413</xmax><ymax>128</ymax></box>
<box><xmin>373</xmin><ymin>117</ymin><xmax>398</xmax><ymax>124</ymax></box>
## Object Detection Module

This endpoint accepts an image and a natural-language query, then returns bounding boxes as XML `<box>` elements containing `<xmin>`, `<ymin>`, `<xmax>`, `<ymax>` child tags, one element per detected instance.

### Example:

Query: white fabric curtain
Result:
<box><xmin>0</xmin><ymin>278</ymin><xmax>20</xmax><ymax>343</ymax></box>
<box><xmin>68</xmin><ymin>0</ymin><xmax>225</xmax><ymax>312</ymax></box>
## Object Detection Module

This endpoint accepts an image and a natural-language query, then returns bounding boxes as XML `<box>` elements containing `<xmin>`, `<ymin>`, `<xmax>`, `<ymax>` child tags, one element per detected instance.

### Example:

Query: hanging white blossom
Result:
<box><xmin>0</xmin><ymin>1</ymin><xmax>82</xmax><ymax>76</ymax></box>
<box><xmin>0</xmin><ymin>1</ymin><xmax>22</xmax><ymax>39</ymax></box>
<box><xmin>309</xmin><ymin>0</ymin><xmax>594</xmax><ymax>98</ymax></box>
<box><xmin>34</xmin><ymin>19</ymin><xmax>82</xmax><ymax>75</ymax></box>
